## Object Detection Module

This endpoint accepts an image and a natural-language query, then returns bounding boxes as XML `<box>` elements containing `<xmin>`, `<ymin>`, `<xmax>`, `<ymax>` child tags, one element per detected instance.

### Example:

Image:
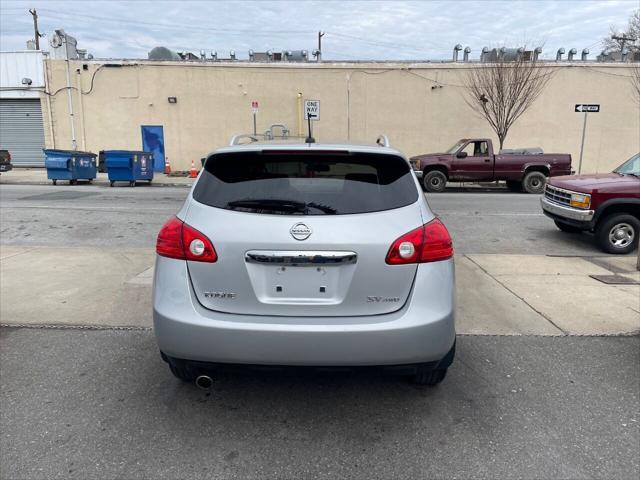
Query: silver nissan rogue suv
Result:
<box><xmin>153</xmin><ymin>137</ymin><xmax>455</xmax><ymax>386</ymax></box>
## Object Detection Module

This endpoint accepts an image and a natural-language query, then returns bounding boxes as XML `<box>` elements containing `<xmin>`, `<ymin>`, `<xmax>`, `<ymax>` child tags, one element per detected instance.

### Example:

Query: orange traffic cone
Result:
<box><xmin>164</xmin><ymin>158</ymin><xmax>171</xmax><ymax>174</ymax></box>
<box><xmin>189</xmin><ymin>160</ymin><xmax>198</xmax><ymax>178</ymax></box>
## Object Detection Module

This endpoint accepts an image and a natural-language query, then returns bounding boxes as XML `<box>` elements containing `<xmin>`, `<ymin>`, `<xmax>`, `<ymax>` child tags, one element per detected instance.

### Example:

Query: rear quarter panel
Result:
<box><xmin>494</xmin><ymin>154</ymin><xmax>572</xmax><ymax>180</ymax></box>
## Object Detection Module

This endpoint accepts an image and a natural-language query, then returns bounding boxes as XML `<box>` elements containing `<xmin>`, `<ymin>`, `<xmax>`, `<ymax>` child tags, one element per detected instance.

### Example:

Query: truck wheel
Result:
<box><xmin>522</xmin><ymin>171</ymin><xmax>546</xmax><ymax>194</ymax></box>
<box><xmin>554</xmin><ymin>220</ymin><xmax>581</xmax><ymax>233</ymax></box>
<box><xmin>423</xmin><ymin>170</ymin><xmax>447</xmax><ymax>193</ymax></box>
<box><xmin>52</xmin><ymin>179</ymin><xmax>57</xmax><ymax>186</ymax></box>
<box><xmin>506</xmin><ymin>180</ymin><xmax>522</xmax><ymax>192</ymax></box>
<box><xmin>595</xmin><ymin>213</ymin><xmax>639</xmax><ymax>254</ymax></box>
<box><xmin>109</xmin><ymin>181</ymin><xmax>114</xmax><ymax>187</ymax></box>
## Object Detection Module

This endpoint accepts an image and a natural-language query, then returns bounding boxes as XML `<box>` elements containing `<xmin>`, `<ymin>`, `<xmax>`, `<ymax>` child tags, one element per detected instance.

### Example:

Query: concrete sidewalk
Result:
<box><xmin>0</xmin><ymin>168</ymin><xmax>195</xmax><ymax>187</ymax></box>
<box><xmin>1</xmin><ymin>245</ymin><xmax>638</xmax><ymax>335</ymax></box>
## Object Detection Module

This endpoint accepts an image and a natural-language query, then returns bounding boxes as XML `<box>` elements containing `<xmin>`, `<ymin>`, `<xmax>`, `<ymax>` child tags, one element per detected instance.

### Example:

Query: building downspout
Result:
<box><xmin>43</xmin><ymin>58</ymin><xmax>55</xmax><ymax>149</ymax></box>
<box><xmin>297</xmin><ymin>92</ymin><xmax>303</xmax><ymax>136</ymax></box>
<box><xmin>76</xmin><ymin>68</ymin><xmax>86</xmax><ymax>150</ymax></box>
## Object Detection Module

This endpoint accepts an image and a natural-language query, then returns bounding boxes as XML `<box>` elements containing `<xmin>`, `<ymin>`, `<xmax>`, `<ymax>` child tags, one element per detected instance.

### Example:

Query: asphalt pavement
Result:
<box><xmin>1</xmin><ymin>328</ymin><xmax>638</xmax><ymax>480</ymax></box>
<box><xmin>1</xmin><ymin>182</ymin><xmax>638</xmax><ymax>479</ymax></box>
<box><xmin>0</xmin><ymin>184</ymin><xmax>609</xmax><ymax>255</ymax></box>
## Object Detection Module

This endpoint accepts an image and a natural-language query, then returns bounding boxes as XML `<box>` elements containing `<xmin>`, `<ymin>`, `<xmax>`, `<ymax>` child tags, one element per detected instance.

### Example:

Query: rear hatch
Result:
<box><xmin>185</xmin><ymin>147</ymin><xmax>425</xmax><ymax>317</ymax></box>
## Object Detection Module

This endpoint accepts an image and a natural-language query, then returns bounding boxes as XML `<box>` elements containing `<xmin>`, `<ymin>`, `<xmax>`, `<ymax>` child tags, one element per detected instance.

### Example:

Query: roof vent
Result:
<box><xmin>567</xmin><ymin>48</ymin><xmax>577</xmax><ymax>61</ymax></box>
<box><xmin>533</xmin><ymin>47</ymin><xmax>542</xmax><ymax>61</ymax></box>
<box><xmin>581</xmin><ymin>48</ymin><xmax>589</xmax><ymax>61</ymax></box>
<box><xmin>452</xmin><ymin>44</ymin><xmax>463</xmax><ymax>62</ymax></box>
<box><xmin>556</xmin><ymin>47</ymin><xmax>565</xmax><ymax>61</ymax></box>
<box><xmin>463</xmin><ymin>46</ymin><xmax>471</xmax><ymax>62</ymax></box>
<box><xmin>480</xmin><ymin>46</ymin><xmax>489</xmax><ymax>62</ymax></box>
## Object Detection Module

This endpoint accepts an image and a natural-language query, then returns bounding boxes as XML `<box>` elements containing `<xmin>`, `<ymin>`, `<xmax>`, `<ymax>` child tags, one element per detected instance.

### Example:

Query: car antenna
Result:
<box><xmin>305</xmin><ymin>114</ymin><xmax>315</xmax><ymax>143</ymax></box>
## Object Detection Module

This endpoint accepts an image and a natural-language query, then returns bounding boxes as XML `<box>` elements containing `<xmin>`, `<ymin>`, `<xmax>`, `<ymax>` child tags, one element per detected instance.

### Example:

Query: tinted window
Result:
<box><xmin>193</xmin><ymin>150</ymin><xmax>419</xmax><ymax>215</ymax></box>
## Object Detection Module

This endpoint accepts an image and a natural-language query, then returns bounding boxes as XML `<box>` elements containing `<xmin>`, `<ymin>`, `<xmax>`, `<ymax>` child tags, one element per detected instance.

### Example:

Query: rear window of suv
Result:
<box><xmin>193</xmin><ymin>150</ymin><xmax>418</xmax><ymax>215</ymax></box>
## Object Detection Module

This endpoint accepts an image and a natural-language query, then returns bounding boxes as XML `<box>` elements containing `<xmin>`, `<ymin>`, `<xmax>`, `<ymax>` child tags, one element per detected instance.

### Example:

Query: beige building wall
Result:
<box><xmin>43</xmin><ymin>59</ymin><xmax>640</xmax><ymax>173</ymax></box>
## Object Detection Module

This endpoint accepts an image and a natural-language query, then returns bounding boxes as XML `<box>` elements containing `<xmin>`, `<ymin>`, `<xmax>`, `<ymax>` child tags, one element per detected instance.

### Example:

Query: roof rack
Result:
<box><xmin>230</xmin><ymin>123</ymin><xmax>310</xmax><ymax>146</ymax></box>
<box><xmin>376</xmin><ymin>135</ymin><xmax>390</xmax><ymax>147</ymax></box>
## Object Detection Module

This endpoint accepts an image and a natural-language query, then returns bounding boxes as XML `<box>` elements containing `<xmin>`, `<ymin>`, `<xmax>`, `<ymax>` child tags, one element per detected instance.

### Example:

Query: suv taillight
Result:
<box><xmin>386</xmin><ymin>218</ymin><xmax>453</xmax><ymax>264</ymax></box>
<box><xmin>156</xmin><ymin>216</ymin><xmax>217</xmax><ymax>262</ymax></box>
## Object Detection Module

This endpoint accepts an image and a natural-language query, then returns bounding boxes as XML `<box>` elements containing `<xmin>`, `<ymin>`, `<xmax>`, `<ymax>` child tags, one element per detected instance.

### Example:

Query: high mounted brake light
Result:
<box><xmin>386</xmin><ymin>218</ymin><xmax>453</xmax><ymax>264</ymax></box>
<box><xmin>156</xmin><ymin>216</ymin><xmax>217</xmax><ymax>262</ymax></box>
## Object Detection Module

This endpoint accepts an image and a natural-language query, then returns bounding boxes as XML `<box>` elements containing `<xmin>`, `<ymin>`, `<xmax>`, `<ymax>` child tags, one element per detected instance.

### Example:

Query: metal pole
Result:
<box><xmin>29</xmin><ymin>9</ymin><xmax>40</xmax><ymax>50</ymax></box>
<box><xmin>253</xmin><ymin>112</ymin><xmax>257</xmax><ymax>135</ymax></box>
<box><xmin>578</xmin><ymin>111</ymin><xmax>587</xmax><ymax>174</ymax></box>
<box><xmin>63</xmin><ymin>36</ymin><xmax>78</xmax><ymax>150</ymax></box>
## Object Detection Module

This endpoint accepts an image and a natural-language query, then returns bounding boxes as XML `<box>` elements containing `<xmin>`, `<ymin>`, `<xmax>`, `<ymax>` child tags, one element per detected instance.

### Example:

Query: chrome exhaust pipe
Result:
<box><xmin>195</xmin><ymin>375</ymin><xmax>213</xmax><ymax>390</ymax></box>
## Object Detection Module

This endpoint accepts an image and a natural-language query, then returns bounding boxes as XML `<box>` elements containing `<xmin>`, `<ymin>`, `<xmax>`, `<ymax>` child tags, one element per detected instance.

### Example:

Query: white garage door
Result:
<box><xmin>0</xmin><ymin>99</ymin><xmax>45</xmax><ymax>167</ymax></box>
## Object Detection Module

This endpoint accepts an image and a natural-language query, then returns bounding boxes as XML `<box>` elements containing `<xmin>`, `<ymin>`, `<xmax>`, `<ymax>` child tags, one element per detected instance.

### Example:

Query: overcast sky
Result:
<box><xmin>0</xmin><ymin>0</ymin><xmax>637</xmax><ymax>61</ymax></box>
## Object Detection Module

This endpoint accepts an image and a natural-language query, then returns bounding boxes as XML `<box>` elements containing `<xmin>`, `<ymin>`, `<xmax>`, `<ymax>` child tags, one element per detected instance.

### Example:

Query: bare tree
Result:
<box><xmin>463</xmin><ymin>54</ymin><xmax>554</xmax><ymax>151</ymax></box>
<box><xmin>602</xmin><ymin>9</ymin><xmax>639</xmax><ymax>54</ymax></box>
<box><xmin>632</xmin><ymin>63</ymin><xmax>640</xmax><ymax>104</ymax></box>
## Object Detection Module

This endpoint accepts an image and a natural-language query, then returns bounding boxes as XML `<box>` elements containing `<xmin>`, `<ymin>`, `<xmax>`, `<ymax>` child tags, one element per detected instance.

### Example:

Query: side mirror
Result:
<box><xmin>456</xmin><ymin>151</ymin><xmax>468</xmax><ymax>159</ymax></box>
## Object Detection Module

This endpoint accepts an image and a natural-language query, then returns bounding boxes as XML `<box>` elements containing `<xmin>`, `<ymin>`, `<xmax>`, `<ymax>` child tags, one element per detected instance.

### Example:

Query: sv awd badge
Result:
<box><xmin>290</xmin><ymin>223</ymin><xmax>312</xmax><ymax>241</ymax></box>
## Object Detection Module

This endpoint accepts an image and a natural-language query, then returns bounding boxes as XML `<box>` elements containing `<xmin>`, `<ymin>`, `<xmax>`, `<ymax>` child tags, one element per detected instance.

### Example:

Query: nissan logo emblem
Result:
<box><xmin>290</xmin><ymin>223</ymin><xmax>312</xmax><ymax>241</ymax></box>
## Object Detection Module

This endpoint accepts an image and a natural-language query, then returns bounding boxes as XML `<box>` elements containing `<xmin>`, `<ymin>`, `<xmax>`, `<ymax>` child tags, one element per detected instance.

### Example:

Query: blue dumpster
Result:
<box><xmin>104</xmin><ymin>150</ymin><xmax>154</xmax><ymax>187</ymax></box>
<box><xmin>44</xmin><ymin>149</ymin><xmax>97</xmax><ymax>185</ymax></box>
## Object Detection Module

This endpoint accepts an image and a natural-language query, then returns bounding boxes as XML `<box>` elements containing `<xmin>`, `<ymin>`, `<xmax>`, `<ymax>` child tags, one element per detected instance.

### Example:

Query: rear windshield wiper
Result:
<box><xmin>226</xmin><ymin>199</ymin><xmax>336</xmax><ymax>214</ymax></box>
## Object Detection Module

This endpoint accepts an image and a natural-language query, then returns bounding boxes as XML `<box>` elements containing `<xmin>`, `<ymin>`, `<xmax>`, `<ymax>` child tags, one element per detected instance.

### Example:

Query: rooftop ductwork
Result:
<box><xmin>463</xmin><ymin>46</ymin><xmax>471</xmax><ymax>62</ymax></box>
<box><xmin>248</xmin><ymin>49</ymin><xmax>254</xmax><ymax>61</ymax></box>
<box><xmin>229</xmin><ymin>50</ymin><xmax>236</xmax><ymax>60</ymax></box>
<box><xmin>200</xmin><ymin>50</ymin><xmax>206</xmax><ymax>61</ymax></box>
<box><xmin>453</xmin><ymin>44</ymin><xmax>463</xmax><ymax>62</ymax></box>
<box><xmin>621</xmin><ymin>48</ymin><xmax>629</xmax><ymax>62</ymax></box>
<box><xmin>210</xmin><ymin>51</ymin><xmax>217</xmax><ymax>61</ymax></box>
<box><xmin>312</xmin><ymin>49</ymin><xmax>321</xmax><ymax>62</ymax></box>
<box><xmin>581</xmin><ymin>48</ymin><xmax>589</xmax><ymax>61</ymax></box>
<box><xmin>480</xmin><ymin>46</ymin><xmax>489</xmax><ymax>62</ymax></box>
<box><xmin>533</xmin><ymin>47</ymin><xmax>542</xmax><ymax>61</ymax></box>
<box><xmin>567</xmin><ymin>48</ymin><xmax>577</xmax><ymax>61</ymax></box>
<box><xmin>556</xmin><ymin>47</ymin><xmax>565</xmax><ymax>61</ymax></box>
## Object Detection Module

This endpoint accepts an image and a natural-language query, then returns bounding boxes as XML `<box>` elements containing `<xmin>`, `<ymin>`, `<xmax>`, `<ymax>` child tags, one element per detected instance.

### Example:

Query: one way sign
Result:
<box><xmin>304</xmin><ymin>99</ymin><xmax>320</xmax><ymax>121</ymax></box>
<box><xmin>575</xmin><ymin>104</ymin><xmax>600</xmax><ymax>113</ymax></box>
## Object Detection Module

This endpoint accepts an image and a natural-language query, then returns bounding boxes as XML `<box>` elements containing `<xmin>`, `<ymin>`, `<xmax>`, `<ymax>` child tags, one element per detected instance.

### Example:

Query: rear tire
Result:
<box><xmin>413</xmin><ymin>368</ymin><xmax>447</xmax><ymax>386</ymax></box>
<box><xmin>554</xmin><ymin>220</ymin><xmax>582</xmax><ymax>233</ymax></box>
<box><xmin>423</xmin><ymin>170</ymin><xmax>447</xmax><ymax>193</ymax></box>
<box><xmin>163</xmin><ymin>354</ymin><xmax>197</xmax><ymax>383</ymax></box>
<box><xmin>506</xmin><ymin>180</ymin><xmax>522</xmax><ymax>192</ymax></box>
<box><xmin>595</xmin><ymin>213</ymin><xmax>639</xmax><ymax>254</ymax></box>
<box><xmin>522</xmin><ymin>171</ymin><xmax>547</xmax><ymax>194</ymax></box>
<box><xmin>52</xmin><ymin>179</ymin><xmax>57</xmax><ymax>185</ymax></box>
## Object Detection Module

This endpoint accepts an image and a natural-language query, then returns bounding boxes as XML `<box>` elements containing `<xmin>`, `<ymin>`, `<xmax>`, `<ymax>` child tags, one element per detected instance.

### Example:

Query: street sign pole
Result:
<box><xmin>253</xmin><ymin>113</ymin><xmax>257</xmax><ymax>135</ymax></box>
<box><xmin>578</xmin><ymin>111</ymin><xmax>588</xmax><ymax>175</ymax></box>
<box><xmin>574</xmin><ymin>104</ymin><xmax>600</xmax><ymax>174</ymax></box>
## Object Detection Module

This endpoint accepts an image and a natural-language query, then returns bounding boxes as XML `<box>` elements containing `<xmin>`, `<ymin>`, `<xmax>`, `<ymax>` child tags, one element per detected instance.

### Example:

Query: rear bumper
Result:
<box><xmin>153</xmin><ymin>257</ymin><xmax>455</xmax><ymax>367</ymax></box>
<box><xmin>0</xmin><ymin>163</ymin><xmax>12</xmax><ymax>172</ymax></box>
<box><xmin>540</xmin><ymin>196</ymin><xmax>595</xmax><ymax>229</ymax></box>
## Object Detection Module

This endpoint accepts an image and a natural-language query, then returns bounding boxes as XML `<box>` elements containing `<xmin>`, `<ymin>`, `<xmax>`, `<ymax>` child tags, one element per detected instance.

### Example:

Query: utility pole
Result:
<box><xmin>611</xmin><ymin>33</ymin><xmax>637</xmax><ymax>57</ymax></box>
<box><xmin>29</xmin><ymin>8</ymin><xmax>43</xmax><ymax>50</ymax></box>
<box><xmin>318</xmin><ymin>31</ymin><xmax>325</xmax><ymax>54</ymax></box>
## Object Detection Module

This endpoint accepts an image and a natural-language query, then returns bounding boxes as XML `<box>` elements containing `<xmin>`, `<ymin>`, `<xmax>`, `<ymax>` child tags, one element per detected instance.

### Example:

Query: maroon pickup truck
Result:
<box><xmin>541</xmin><ymin>153</ymin><xmax>640</xmax><ymax>254</ymax></box>
<box><xmin>410</xmin><ymin>138</ymin><xmax>572</xmax><ymax>194</ymax></box>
